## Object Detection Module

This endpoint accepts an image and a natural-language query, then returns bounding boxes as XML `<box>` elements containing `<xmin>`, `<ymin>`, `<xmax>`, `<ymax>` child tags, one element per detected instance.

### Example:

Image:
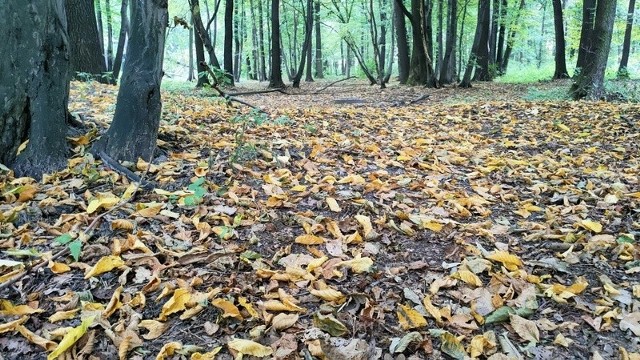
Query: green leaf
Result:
<box><xmin>484</xmin><ymin>306</ymin><xmax>515</xmax><ymax>324</ymax></box>
<box><xmin>4</xmin><ymin>248</ymin><xmax>41</xmax><ymax>257</ymax></box>
<box><xmin>68</xmin><ymin>240</ymin><xmax>83</xmax><ymax>262</ymax></box>
<box><xmin>240</xmin><ymin>250</ymin><xmax>261</xmax><ymax>261</ymax></box>
<box><xmin>617</xmin><ymin>234</ymin><xmax>636</xmax><ymax>244</ymax></box>
<box><xmin>191</xmin><ymin>177</ymin><xmax>206</xmax><ymax>187</ymax></box>
<box><xmin>54</xmin><ymin>233</ymin><xmax>73</xmax><ymax>245</ymax></box>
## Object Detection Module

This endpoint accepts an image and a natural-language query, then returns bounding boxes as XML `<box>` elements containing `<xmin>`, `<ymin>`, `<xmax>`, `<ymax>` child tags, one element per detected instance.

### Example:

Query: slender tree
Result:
<box><xmin>292</xmin><ymin>0</ymin><xmax>314</xmax><ymax>87</ymax></box>
<box><xmin>461</xmin><ymin>0</ymin><xmax>491</xmax><ymax>87</ymax></box>
<box><xmin>394</xmin><ymin>0</ymin><xmax>410</xmax><ymax>83</ymax></box>
<box><xmin>314</xmin><ymin>0</ymin><xmax>324</xmax><ymax>78</ymax></box>
<box><xmin>495</xmin><ymin>0</ymin><xmax>507</xmax><ymax>72</ymax></box>
<box><xmin>189</xmin><ymin>0</ymin><xmax>223</xmax><ymax>70</ymax></box>
<box><xmin>472</xmin><ymin>0</ymin><xmax>492</xmax><ymax>81</ymax></box>
<box><xmin>501</xmin><ymin>0</ymin><xmax>526</xmax><ymax>73</ymax></box>
<box><xmin>0</xmin><ymin>0</ymin><xmax>70</xmax><ymax>177</ymax></box>
<box><xmin>618</xmin><ymin>0</ymin><xmax>636</xmax><ymax>78</ymax></box>
<box><xmin>440</xmin><ymin>0</ymin><xmax>457</xmax><ymax>83</ymax></box>
<box><xmin>191</xmin><ymin>0</ymin><xmax>211</xmax><ymax>87</ymax></box>
<box><xmin>571</xmin><ymin>0</ymin><xmax>617</xmax><ymax>99</ymax></box>
<box><xmin>66</xmin><ymin>0</ymin><xmax>108</xmax><ymax>81</ymax></box>
<box><xmin>93</xmin><ymin>0</ymin><xmax>168</xmax><ymax>162</ymax></box>
<box><xmin>224</xmin><ymin>0</ymin><xmax>235</xmax><ymax>84</ymax></box>
<box><xmin>552</xmin><ymin>0</ymin><xmax>569</xmax><ymax>79</ymax></box>
<box><xmin>269</xmin><ymin>0</ymin><xmax>286</xmax><ymax>88</ymax></box>
<box><xmin>112</xmin><ymin>0</ymin><xmax>128</xmax><ymax>84</ymax></box>
<box><xmin>105</xmin><ymin>0</ymin><xmax>114</xmax><ymax>71</ymax></box>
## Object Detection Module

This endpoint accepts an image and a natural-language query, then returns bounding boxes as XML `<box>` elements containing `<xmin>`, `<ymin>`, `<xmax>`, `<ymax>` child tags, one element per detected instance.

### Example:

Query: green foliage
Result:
<box><xmin>184</xmin><ymin>177</ymin><xmax>207</xmax><ymax>206</ymax></box>
<box><xmin>604</xmin><ymin>80</ymin><xmax>640</xmax><ymax>103</ymax></box>
<box><xmin>524</xmin><ymin>86</ymin><xmax>572</xmax><ymax>101</ymax></box>
<box><xmin>54</xmin><ymin>233</ymin><xmax>83</xmax><ymax>262</ymax></box>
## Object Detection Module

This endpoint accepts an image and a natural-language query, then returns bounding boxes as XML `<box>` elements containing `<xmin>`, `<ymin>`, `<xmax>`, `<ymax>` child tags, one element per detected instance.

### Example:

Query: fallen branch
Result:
<box><xmin>313</xmin><ymin>76</ymin><xmax>356</xmax><ymax>94</ymax></box>
<box><xmin>227</xmin><ymin>88</ymin><xmax>289</xmax><ymax>96</ymax></box>
<box><xmin>0</xmin><ymin>150</ymin><xmax>154</xmax><ymax>295</ymax></box>
<box><xmin>203</xmin><ymin>64</ymin><xmax>268</xmax><ymax>114</ymax></box>
<box><xmin>98</xmin><ymin>151</ymin><xmax>155</xmax><ymax>190</ymax></box>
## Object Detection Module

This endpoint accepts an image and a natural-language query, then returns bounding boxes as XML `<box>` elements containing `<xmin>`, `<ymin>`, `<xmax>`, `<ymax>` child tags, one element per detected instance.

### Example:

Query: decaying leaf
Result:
<box><xmin>47</xmin><ymin>316</ymin><xmax>94</xmax><ymax>360</ymax></box>
<box><xmin>84</xmin><ymin>255</ymin><xmax>125</xmax><ymax>279</ymax></box>
<box><xmin>227</xmin><ymin>338</ymin><xmax>273</xmax><ymax>358</ymax></box>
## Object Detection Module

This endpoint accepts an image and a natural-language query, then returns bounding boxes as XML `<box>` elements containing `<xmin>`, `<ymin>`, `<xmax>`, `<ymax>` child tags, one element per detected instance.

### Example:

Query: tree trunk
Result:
<box><xmin>394</xmin><ymin>0</ymin><xmax>410</xmax><ymax>84</ymax></box>
<box><xmin>0</xmin><ymin>0</ymin><xmax>70</xmax><ymax>177</ymax></box>
<box><xmin>490</xmin><ymin>0</ymin><xmax>499</xmax><ymax>66</ymax></box>
<box><xmin>458</xmin><ymin>0</ymin><xmax>469</xmax><ymax>76</ymax></box>
<box><xmin>105</xmin><ymin>0</ymin><xmax>114</xmax><ymax>71</ymax></box>
<box><xmin>66</xmin><ymin>0</ymin><xmax>108</xmax><ymax>81</ymax></box>
<box><xmin>258</xmin><ymin>0</ymin><xmax>268</xmax><ymax>81</ymax></box>
<box><xmin>193</xmin><ymin>9</ymin><xmax>211</xmax><ymax>87</ymax></box>
<box><xmin>269</xmin><ymin>0</ymin><xmax>286</xmax><ymax>88</ymax></box>
<box><xmin>552</xmin><ymin>0</ymin><xmax>569</xmax><ymax>79</ymax></box>
<box><xmin>537</xmin><ymin>0</ymin><xmax>547</xmax><ymax>68</ymax></box>
<box><xmin>472</xmin><ymin>0</ymin><xmax>492</xmax><ymax>81</ymax></box>
<box><xmin>435</xmin><ymin>0</ymin><xmax>444</xmax><ymax>77</ymax></box>
<box><xmin>571</xmin><ymin>0</ymin><xmax>617</xmax><ymax>99</ymax></box>
<box><xmin>305</xmin><ymin>0</ymin><xmax>314</xmax><ymax>82</ymax></box>
<box><xmin>224</xmin><ymin>0</ymin><xmax>235</xmax><ymax>85</ymax></box>
<box><xmin>461</xmin><ymin>0</ymin><xmax>490</xmax><ymax>87</ymax></box>
<box><xmin>398</xmin><ymin>0</ymin><xmax>437</xmax><ymax>86</ymax></box>
<box><xmin>496</xmin><ymin>0</ymin><xmax>507</xmax><ymax>71</ymax></box>
<box><xmin>233</xmin><ymin>0</ymin><xmax>242</xmax><ymax>82</ymax></box>
<box><xmin>190</xmin><ymin>0</ymin><xmax>222</xmax><ymax>71</ymax></box>
<box><xmin>189</xmin><ymin>24</ymin><xmax>195</xmax><ymax>82</ymax></box>
<box><xmin>501</xmin><ymin>0</ymin><xmax>526</xmax><ymax>74</ymax></box>
<box><xmin>440</xmin><ymin>0</ymin><xmax>457</xmax><ymax>83</ymax></box>
<box><xmin>96</xmin><ymin>0</ymin><xmax>106</xmax><ymax>66</ymax></box>
<box><xmin>618</xmin><ymin>0</ymin><xmax>635</xmax><ymax>78</ymax></box>
<box><xmin>293</xmin><ymin>0</ymin><xmax>314</xmax><ymax>87</ymax></box>
<box><xmin>314</xmin><ymin>0</ymin><xmax>324</xmax><ymax>78</ymax></box>
<box><xmin>93</xmin><ymin>0</ymin><xmax>168</xmax><ymax>162</ymax></box>
<box><xmin>112</xmin><ymin>0</ymin><xmax>129</xmax><ymax>84</ymax></box>
<box><xmin>576</xmin><ymin>0</ymin><xmax>596</xmax><ymax>70</ymax></box>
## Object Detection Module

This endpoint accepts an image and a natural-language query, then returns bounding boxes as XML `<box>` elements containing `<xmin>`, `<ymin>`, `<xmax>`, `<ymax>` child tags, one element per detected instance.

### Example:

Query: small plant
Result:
<box><xmin>54</xmin><ymin>233</ymin><xmax>83</xmax><ymax>261</ymax></box>
<box><xmin>229</xmin><ymin>110</ymin><xmax>285</xmax><ymax>164</ymax></box>
<box><xmin>183</xmin><ymin>177</ymin><xmax>207</xmax><ymax>206</ymax></box>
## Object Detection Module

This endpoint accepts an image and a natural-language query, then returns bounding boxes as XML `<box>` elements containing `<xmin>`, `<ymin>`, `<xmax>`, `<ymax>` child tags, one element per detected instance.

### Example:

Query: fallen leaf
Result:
<box><xmin>227</xmin><ymin>338</ymin><xmax>273</xmax><ymax>358</ymax></box>
<box><xmin>84</xmin><ymin>255</ymin><xmax>125</xmax><ymax>279</ymax></box>
<box><xmin>47</xmin><ymin>316</ymin><xmax>94</xmax><ymax>360</ymax></box>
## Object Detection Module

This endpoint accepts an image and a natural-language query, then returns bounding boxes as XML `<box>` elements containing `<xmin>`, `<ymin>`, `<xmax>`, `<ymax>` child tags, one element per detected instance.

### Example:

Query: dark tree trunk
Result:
<box><xmin>618</xmin><ymin>0</ymin><xmax>635</xmax><ymax>78</ymax></box>
<box><xmin>440</xmin><ymin>0</ymin><xmax>457</xmax><ymax>83</ymax></box>
<box><xmin>105</xmin><ymin>0</ymin><xmax>114</xmax><ymax>71</ymax></box>
<box><xmin>194</xmin><ymin>11</ymin><xmax>211</xmax><ymax>87</ymax></box>
<box><xmin>269</xmin><ymin>0</ymin><xmax>286</xmax><ymax>88</ymax></box>
<box><xmin>0</xmin><ymin>0</ymin><xmax>70</xmax><ymax>177</ymax></box>
<box><xmin>190</xmin><ymin>0</ymin><xmax>222</xmax><ymax>71</ymax></box>
<box><xmin>258</xmin><ymin>0</ymin><xmax>268</xmax><ymax>81</ymax></box>
<box><xmin>571</xmin><ymin>0</ymin><xmax>617</xmax><ymax>99</ymax></box>
<box><xmin>461</xmin><ymin>0</ymin><xmax>491</xmax><ymax>87</ymax></box>
<box><xmin>293</xmin><ymin>0</ymin><xmax>314</xmax><ymax>87</ymax></box>
<box><xmin>189</xmin><ymin>23</ymin><xmax>195</xmax><ymax>82</ymax></box>
<box><xmin>233</xmin><ymin>0</ymin><xmax>242</xmax><ymax>82</ymax></box>
<box><xmin>305</xmin><ymin>0</ymin><xmax>314</xmax><ymax>82</ymax></box>
<box><xmin>66</xmin><ymin>0</ymin><xmax>108</xmax><ymax>81</ymax></box>
<box><xmin>398</xmin><ymin>0</ymin><xmax>437</xmax><ymax>86</ymax></box>
<box><xmin>96</xmin><ymin>0</ymin><xmax>106</xmax><ymax>64</ymax></box>
<box><xmin>501</xmin><ymin>0</ymin><xmax>526</xmax><ymax>73</ymax></box>
<box><xmin>394</xmin><ymin>0</ymin><xmax>410</xmax><ymax>84</ymax></box>
<box><xmin>379</xmin><ymin>0</ymin><xmax>388</xmax><ymax>82</ymax></box>
<box><xmin>576</xmin><ymin>0</ymin><xmax>596</xmax><ymax>70</ymax></box>
<box><xmin>93</xmin><ymin>0</ymin><xmax>168</xmax><ymax>162</ymax></box>
<box><xmin>459</xmin><ymin>0</ymin><xmax>469</xmax><ymax>77</ymax></box>
<box><xmin>496</xmin><ymin>0</ymin><xmax>507</xmax><ymax>71</ymax></box>
<box><xmin>314</xmin><ymin>0</ymin><xmax>324</xmax><ymax>78</ymax></box>
<box><xmin>472</xmin><ymin>0</ymin><xmax>492</xmax><ymax>81</ymax></box>
<box><xmin>489</xmin><ymin>0</ymin><xmax>499</xmax><ymax>66</ymax></box>
<box><xmin>435</xmin><ymin>0</ymin><xmax>444</xmax><ymax>77</ymax></box>
<box><xmin>224</xmin><ymin>0</ymin><xmax>235</xmax><ymax>85</ymax></box>
<box><xmin>112</xmin><ymin>0</ymin><xmax>129</xmax><ymax>84</ymax></box>
<box><xmin>552</xmin><ymin>0</ymin><xmax>569</xmax><ymax>79</ymax></box>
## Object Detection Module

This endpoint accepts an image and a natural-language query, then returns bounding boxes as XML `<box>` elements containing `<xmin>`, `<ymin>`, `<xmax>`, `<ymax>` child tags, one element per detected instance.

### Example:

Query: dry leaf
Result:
<box><xmin>84</xmin><ymin>255</ymin><xmax>125</xmax><ymax>279</ymax></box>
<box><xmin>227</xmin><ymin>338</ymin><xmax>273</xmax><ymax>358</ymax></box>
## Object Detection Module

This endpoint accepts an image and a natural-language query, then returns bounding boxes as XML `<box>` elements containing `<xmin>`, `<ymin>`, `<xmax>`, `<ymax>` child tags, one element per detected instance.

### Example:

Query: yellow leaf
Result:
<box><xmin>84</xmin><ymin>255</ymin><xmax>125</xmax><ymax>279</ymax></box>
<box><xmin>271</xmin><ymin>313</ymin><xmax>299</xmax><ymax>330</ymax></box>
<box><xmin>47</xmin><ymin>316</ymin><xmax>94</xmax><ymax>360</ymax></box>
<box><xmin>238</xmin><ymin>297</ymin><xmax>259</xmax><ymax>319</ymax></box>
<box><xmin>48</xmin><ymin>308</ymin><xmax>80</xmax><ymax>323</ymax></box>
<box><xmin>555</xmin><ymin>123</ymin><xmax>570</xmax><ymax>132</ymax></box>
<box><xmin>451</xmin><ymin>270</ymin><xmax>483</xmax><ymax>287</ymax></box>
<box><xmin>48</xmin><ymin>261</ymin><xmax>71</xmax><ymax>274</ymax></box>
<box><xmin>339</xmin><ymin>255</ymin><xmax>373</xmax><ymax>273</ymax></box>
<box><xmin>295</xmin><ymin>234</ymin><xmax>325</xmax><ymax>245</ymax></box>
<box><xmin>156</xmin><ymin>342</ymin><xmax>182</xmax><ymax>360</ymax></box>
<box><xmin>211</xmin><ymin>298</ymin><xmax>243</xmax><ymax>320</ymax></box>
<box><xmin>191</xmin><ymin>347</ymin><xmax>222</xmax><ymax>360</ymax></box>
<box><xmin>422</xmin><ymin>295</ymin><xmax>442</xmax><ymax>323</ymax></box>
<box><xmin>17</xmin><ymin>324</ymin><xmax>56</xmax><ymax>351</ymax></box>
<box><xmin>553</xmin><ymin>333</ymin><xmax>572</xmax><ymax>347</ymax></box>
<box><xmin>580</xmin><ymin>219</ymin><xmax>603</xmax><ymax>233</ymax></box>
<box><xmin>468</xmin><ymin>332</ymin><xmax>497</xmax><ymax>358</ymax></box>
<box><xmin>354</xmin><ymin>215</ymin><xmax>378</xmax><ymax>240</ymax></box>
<box><xmin>306</xmin><ymin>256</ymin><xmax>328</xmax><ymax>272</ymax></box>
<box><xmin>111</xmin><ymin>219</ymin><xmax>135</xmax><ymax>232</ymax></box>
<box><xmin>139</xmin><ymin>320</ymin><xmax>168</xmax><ymax>340</ymax></box>
<box><xmin>159</xmin><ymin>288</ymin><xmax>191</xmax><ymax>321</ymax></box>
<box><xmin>309</xmin><ymin>288</ymin><xmax>345</xmax><ymax>302</ymax></box>
<box><xmin>485</xmin><ymin>250</ymin><xmax>523</xmax><ymax>271</ymax></box>
<box><xmin>86</xmin><ymin>196</ymin><xmax>120</xmax><ymax>214</ymax></box>
<box><xmin>326</xmin><ymin>197</ymin><xmax>341</xmax><ymax>212</ymax></box>
<box><xmin>263</xmin><ymin>300</ymin><xmax>306</xmax><ymax>313</ymax></box>
<box><xmin>291</xmin><ymin>185</ymin><xmax>307</xmax><ymax>192</ymax></box>
<box><xmin>0</xmin><ymin>300</ymin><xmax>44</xmax><ymax>316</ymax></box>
<box><xmin>423</xmin><ymin>221</ymin><xmax>443</xmax><ymax>232</ymax></box>
<box><xmin>397</xmin><ymin>304</ymin><xmax>427</xmax><ymax>330</ymax></box>
<box><xmin>0</xmin><ymin>316</ymin><xmax>28</xmax><ymax>334</ymax></box>
<box><xmin>227</xmin><ymin>338</ymin><xmax>273</xmax><ymax>358</ymax></box>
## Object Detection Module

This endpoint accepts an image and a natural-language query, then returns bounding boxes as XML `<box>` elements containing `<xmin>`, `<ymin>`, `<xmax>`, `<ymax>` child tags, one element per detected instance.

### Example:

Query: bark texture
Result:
<box><xmin>66</xmin><ymin>0</ymin><xmax>107</xmax><ymax>81</ymax></box>
<box><xmin>552</xmin><ymin>0</ymin><xmax>569</xmax><ymax>79</ymax></box>
<box><xmin>268</xmin><ymin>0</ymin><xmax>285</xmax><ymax>88</ymax></box>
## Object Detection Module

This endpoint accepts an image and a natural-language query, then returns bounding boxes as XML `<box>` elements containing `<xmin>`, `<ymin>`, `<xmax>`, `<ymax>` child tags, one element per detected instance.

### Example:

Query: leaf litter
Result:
<box><xmin>0</xmin><ymin>80</ymin><xmax>639</xmax><ymax>359</ymax></box>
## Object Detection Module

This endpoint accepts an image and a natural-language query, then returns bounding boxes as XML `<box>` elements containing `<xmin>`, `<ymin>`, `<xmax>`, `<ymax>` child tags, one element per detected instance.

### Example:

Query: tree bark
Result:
<box><xmin>105</xmin><ymin>0</ymin><xmax>114</xmax><ymax>71</ymax></box>
<box><xmin>305</xmin><ymin>0</ymin><xmax>314</xmax><ymax>82</ymax></box>
<box><xmin>435</xmin><ymin>0</ymin><xmax>444</xmax><ymax>77</ymax></box>
<box><xmin>66</xmin><ymin>0</ymin><xmax>108</xmax><ymax>81</ymax></box>
<box><xmin>552</xmin><ymin>0</ymin><xmax>569</xmax><ymax>79</ymax></box>
<box><xmin>314</xmin><ymin>0</ymin><xmax>324</xmax><ymax>78</ymax></box>
<box><xmin>293</xmin><ymin>0</ymin><xmax>314</xmax><ymax>87</ymax></box>
<box><xmin>472</xmin><ymin>0</ymin><xmax>492</xmax><ymax>81</ymax></box>
<box><xmin>496</xmin><ymin>0</ymin><xmax>507</xmax><ymax>72</ymax></box>
<box><xmin>93</xmin><ymin>0</ymin><xmax>168</xmax><ymax>162</ymax></box>
<box><xmin>501</xmin><ymin>0</ymin><xmax>526</xmax><ymax>74</ymax></box>
<box><xmin>268</xmin><ymin>0</ymin><xmax>286</xmax><ymax>88</ymax></box>
<box><xmin>618</xmin><ymin>0</ymin><xmax>635</xmax><ymax>78</ymax></box>
<box><xmin>489</xmin><ymin>0</ymin><xmax>499</xmax><ymax>66</ymax></box>
<box><xmin>440</xmin><ymin>0</ymin><xmax>457</xmax><ymax>83</ymax></box>
<box><xmin>193</xmin><ymin>8</ymin><xmax>211</xmax><ymax>87</ymax></box>
<box><xmin>224</xmin><ymin>0</ymin><xmax>235</xmax><ymax>85</ymax></box>
<box><xmin>112</xmin><ymin>0</ymin><xmax>129</xmax><ymax>84</ymax></box>
<box><xmin>189</xmin><ymin>22</ymin><xmax>195</xmax><ymax>82</ymax></box>
<box><xmin>394</xmin><ymin>0</ymin><xmax>410</xmax><ymax>84</ymax></box>
<box><xmin>258</xmin><ymin>0</ymin><xmax>268</xmax><ymax>81</ymax></box>
<box><xmin>571</xmin><ymin>0</ymin><xmax>617</xmax><ymax>99</ymax></box>
<box><xmin>397</xmin><ymin>0</ymin><xmax>437</xmax><ymax>86</ymax></box>
<box><xmin>190</xmin><ymin>0</ymin><xmax>222</xmax><ymax>71</ymax></box>
<box><xmin>576</xmin><ymin>0</ymin><xmax>596</xmax><ymax>70</ymax></box>
<box><xmin>0</xmin><ymin>0</ymin><xmax>70</xmax><ymax>177</ymax></box>
<box><xmin>460</xmin><ymin>0</ymin><xmax>490</xmax><ymax>87</ymax></box>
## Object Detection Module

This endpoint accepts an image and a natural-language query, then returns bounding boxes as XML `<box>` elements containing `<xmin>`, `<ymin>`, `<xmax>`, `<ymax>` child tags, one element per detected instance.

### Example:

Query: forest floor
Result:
<box><xmin>0</xmin><ymin>79</ymin><xmax>639</xmax><ymax>360</ymax></box>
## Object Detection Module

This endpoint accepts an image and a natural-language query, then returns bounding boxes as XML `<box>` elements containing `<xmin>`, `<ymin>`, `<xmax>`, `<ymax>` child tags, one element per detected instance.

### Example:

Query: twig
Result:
<box><xmin>98</xmin><ymin>151</ymin><xmax>155</xmax><ymax>190</ymax></box>
<box><xmin>0</xmin><ymin>149</ymin><xmax>155</xmax><ymax>295</ymax></box>
<box><xmin>202</xmin><ymin>64</ymin><xmax>268</xmax><ymax>114</ymax></box>
<box><xmin>313</xmin><ymin>76</ymin><xmax>356</xmax><ymax>94</ymax></box>
<box><xmin>227</xmin><ymin>89</ymin><xmax>289</xmax><ymax>96</ymax></box>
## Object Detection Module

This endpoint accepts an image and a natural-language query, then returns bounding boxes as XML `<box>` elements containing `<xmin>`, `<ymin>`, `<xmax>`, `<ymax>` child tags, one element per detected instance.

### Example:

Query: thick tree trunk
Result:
<box><xmin>618</xmin><ymin>0</ymin><xmax>635</xmax><ymax>78</ymax></box>
<box><xmin>112</xmin><ymin>0</ymin><xmax>129</xmax><ymax>84</ymax></box>
<box><xmin>399</xmin><ymin>0</ymin><xmax>437</xmax><ymax>86</ymax></box>
<box><xmin>552</xmin><ymin>0</ymin><xmax>569</xmax><ymax>79</ymax></box>
<box><xmin>269</xmin><ymin>0</ymin><xmax>286</xmax><ymax>88</ymax></box>
<box><xmin>571</xmin><ymin>0</ymin><xmax>617</xmax><ymax>99</ymax></box>
<box><xmin>66</xmin><ymin>0</ymin><xmax>108</xmax><ymax>81</ymax></box>
<box><xmin>472</xmin><ymin>0</ymin><xmax>492</xmax><ymax>81</ymax></box>
<box><xmin>224</xmin><ymin>0</ymin><xmax>235</xmax><ymax>85</ymax></box>
<box><xmin>394</xmin><ymin>0</ymin><xmax>410</xmax><ymax>84</ymax></box>
<box><xmin>460</xmin><ymin>0</ymin><xmax>489</xmax><ymax>87</ymax></box>
<box><xmin>440</xmin><ymin>0</ymin><xmax>457</xmax><ymax>83</ymax></box>
<box><xmin>93</xmin><ymin>0</ymin><xmax>168</xmax><ymax>162</ymax></box>
<box><xmin>0</xmin><ymin>0</ymin><xmax>70</xmax><ymax>177</ymax></box>
<box><xmin>576</xmin><ymin>0</ymin><xmax>596</xmax><ymax>70</ymax></box>
<box><xmin>314</xmin><ymin>0</ymin><xmax>324</xmax><ymax>78</ymax></box>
